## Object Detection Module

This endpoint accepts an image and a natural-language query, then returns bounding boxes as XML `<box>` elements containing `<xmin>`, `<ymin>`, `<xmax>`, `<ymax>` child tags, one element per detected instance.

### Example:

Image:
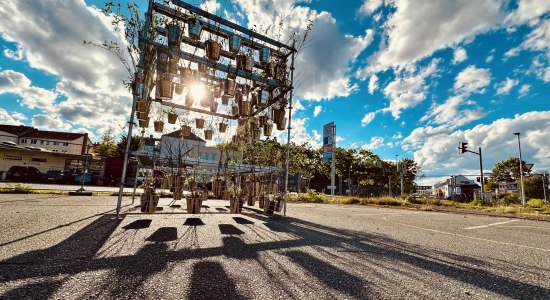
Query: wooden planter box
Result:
<box><xmin>140</xmin><ymin>193</ymin><xmax>160</xmax><ymax>213</ymax></box>
<box><xmin>186</xmin><ymin>196</ymin><xmax>202</xmax><ymax>214</ymax></box>
<box><xmin>230</xmin><ymin>197</ymin><xmax>244</xmax><ymax>213</ymax></box>
<box><xmin>246</xmin><ymin>196</ymin><xmax>256</xmax><ymax>206</ymax></box>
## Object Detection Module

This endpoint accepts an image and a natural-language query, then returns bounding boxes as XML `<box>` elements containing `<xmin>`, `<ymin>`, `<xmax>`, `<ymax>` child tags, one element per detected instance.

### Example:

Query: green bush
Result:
<box><xmin>526</xmin><ymin>199</ymin><xmax>545</xmax><ymax>209</ymax></box>
<box><xmin>0</xmin><ymin>183</ymin><xmax>34</xmax><ymax>194</ymax></box>
<box><xmin>345</xmin><ymin>198</ymin><xmax>360</xmax><ymax>204</ymax></box>
<box><xmin>506</xmin><ymin>194</ymin><xmax>521</xmax><ymax>205</ymax></box>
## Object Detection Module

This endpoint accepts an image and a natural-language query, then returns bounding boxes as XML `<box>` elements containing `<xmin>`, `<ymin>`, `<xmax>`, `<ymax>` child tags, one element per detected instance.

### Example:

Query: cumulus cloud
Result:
<box><xmin>381</xmin><ymin>59</ymin><xmax>440</xmax><ymax>118</ymax></box>
<box><xmin>313</xmin><ymin>105</ymin><xmax>322</xmax><ymax>117</ymax></box>
<box><xmin>368</xmin><ymin>0</ymin><xmax>505</xmax><ymax>70</ymax></box>
<box><xmin>232</xmin><ymin>0</ymin><xmax>374</xmax><ymax>101</ymax></box>
<box><xmin>0</xmin><ymin>70</ymin><xmax>57</xmax><ymax>109</ymax></box>
<box><xmin>453</xmin><ymin>65</ymin><xmax>491</xmax><ymax>95</ymax></box>
<box><xmin>3</xmin><ymin>44</ymin><xmax>24</xmax><ymax>61</ymax></box>
<box><xmin>519</xmin><ymin>84</ymin><xmax>531</xmax><ymax>97</ymax></box>
<box><xmin>200</xmin><ymin>0</ymin><xmax>221</xmax><ymax>13</ymax></box>
<box><xmin>32</xmin><ymin>114</ymin><xmax>72</xmax><ymax>131</ymax></box>
<box><xmin>368</xmin><ymin>74</ymin><xmax>379</xmax><ymax>94</ymax></box>
<box><xmin>404</xmin><ymin>111</ymin><xmax>550</xmax><ymax>174</ymax></box>
<box><xmin>358</xmin><ymin>0</ymin><xmax>383</xmax><ymax>16</ymax></box>
<box><xmin>507</xmin><ymin>18</ymin><xmax>550</xmax><ymax>82</ymax></box>
<box><xmin>421</xmin><ymin>95</ymin><xmax>486</xmax><ymax>129</ymax></box>
<box><xmin>361</xmin><ymin>136</ymin><xmax>385</xmax><ymax>150</ymax></box>
<box><xmin>505</xmin><ymin>0</ymin><xmax>550</xmax><ymax>25</ymax></box>
<box><xmin>495</xmin><ymin>78</ymin><xmax>519</xmax><ymax>95</ymax></box>
<box><xmin>452</xmin><ymin>47</ymin><xmax>467</xmax><ymax>64</ymax></box>
<box><xmin>0</xmin><ymin>108</ymin><xmax>24</xmax><ymax>125</ymax></box>
<box><xmin>361</xmin><ymin>112</ymin><xmax>376</xmax><ymax>127</ymax></box>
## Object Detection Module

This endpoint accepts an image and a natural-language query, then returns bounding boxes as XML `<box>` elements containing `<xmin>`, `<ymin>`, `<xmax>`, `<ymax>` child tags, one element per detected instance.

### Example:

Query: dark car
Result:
<box><xmin>6</xmin><ymin>166</ymin><xmax>43</xmax><ymax>183</ymax></box>
<box><xmin>42</xmin><ymin>170</ymin><xmax>72</xmax><ymax>184</ymax></box>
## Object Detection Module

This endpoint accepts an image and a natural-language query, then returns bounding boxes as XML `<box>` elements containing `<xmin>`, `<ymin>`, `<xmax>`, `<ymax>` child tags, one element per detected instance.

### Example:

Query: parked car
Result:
<box><xmin>6</xmin><ymin>166</ymin><xmax>43</xmax><ymax>183</ymax></box>
<box><xmin>73</xmin><ymin>173</ymin><xmax>96</xmax><ymax>185</ymax></box>
<box><xmin>42</xmin><ymin>170</ymin><xmax>72</xmax><ymax>184</ymax></box>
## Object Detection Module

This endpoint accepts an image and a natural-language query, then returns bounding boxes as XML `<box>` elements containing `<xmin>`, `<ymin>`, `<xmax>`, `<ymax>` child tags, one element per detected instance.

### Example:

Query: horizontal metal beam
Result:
<box><xmin>169</xmin><ymin>0</ymin><xmax>296</xmax><ymax>52</ymax></box>
<box><xmin>155</xmin><ymin>99</ymin><xmax>237</xmax><ymax>120</ymax></box>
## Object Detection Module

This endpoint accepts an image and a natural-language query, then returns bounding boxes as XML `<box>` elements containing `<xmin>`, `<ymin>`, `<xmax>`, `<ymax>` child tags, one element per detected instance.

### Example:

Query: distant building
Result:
<box><xmin>432</xmin><ymin>175</ymin><xmax>479</xmax><ymax>200</ymax></box>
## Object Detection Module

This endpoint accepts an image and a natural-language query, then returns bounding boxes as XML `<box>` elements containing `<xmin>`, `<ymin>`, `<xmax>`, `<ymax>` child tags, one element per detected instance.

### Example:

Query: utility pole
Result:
<box><xmin>399</xmin><ymin>161</ymin><xmax>404</xmax><ymax>196</ymax></box>
<box><xmin>459</xmin><ymin>142</ymin><xmax>485</xmax><ymax>202</ymax></box>
<box><xmin>331</xmin><ymin>123</ymin><xmax>336</xmax><ymax>197</ymax></box>
<box><xmin>513</xmin><ymin>132</ymin><xmax>526</xmax><ymax>206</ymax></box>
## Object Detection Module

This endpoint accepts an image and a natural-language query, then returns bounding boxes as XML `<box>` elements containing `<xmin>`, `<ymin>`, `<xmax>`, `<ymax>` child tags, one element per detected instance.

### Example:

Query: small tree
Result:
<box><xmin>94</xmin><ymin>127</ymin><xmax>118</xmax><ymax>157</ymax></box>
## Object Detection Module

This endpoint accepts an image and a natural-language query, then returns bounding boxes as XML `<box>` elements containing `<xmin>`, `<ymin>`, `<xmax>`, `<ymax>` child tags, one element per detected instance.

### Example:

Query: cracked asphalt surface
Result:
<box><xmin>0</xmin><ymin>194</ymin><xmax>549</xmax><ymax>299</ymax></box>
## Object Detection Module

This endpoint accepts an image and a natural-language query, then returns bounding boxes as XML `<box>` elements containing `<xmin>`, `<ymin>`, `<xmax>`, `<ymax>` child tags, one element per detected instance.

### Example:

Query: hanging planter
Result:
<box><xmin>258</xmin><ymin>115</ymin><xmax>268</xmax><ymax>126</ymax></box>
<box><xmin>259</xmin><ymin>47</ymin><xmax>270</xmax><ymax>65</ymax></box>
<box><xmin>263</xmin><ymin>123</ymin><xmax>273</xmax><ymax>136</ymax></box>
<box><xmin>231</xmin><ymin>105</ymin><xmax>238</xmax><ymax>116</ymax></box>
<box><xmin>186</xmin><ymin>192</ymin><xmax>202</xmax><ymax>214</ymax></box>
<box><xmin>258</xmin><ymin>90</ymin><xmax>269</xmax><ymax>108</ymax></box>
<box><xmin>223</xmin><ymin>78</ymin><xmax>236</xmax><ymax>97</ymax></box>
<box><xmin>210</xmin><ymin>100</ymin><xmax>218</xmax><ymax>113</ymax></box>
<box><xmin>229</xmin><ymin>34</ymin><xmax>241</xmax><ymax>54</ymax></box>
<box><xmin>221</xmin><ymin>97</ymin><xmax>229</xmax><ymax>105</ymax></box>
<box><xmin>137</xmin><ymin>111</ymin><xmax>149</xmax><ymax>120</ymax></box>
<box><xmin>138</xmin><ymin>119</ymin><xmax>150</xmax><ymax>128</ymax></box>
<box><xmin>188</xmin><ymin>17</ymin><xmax>202</xmax><ymax>40</ymax></box>
<box><xmin>167</xmin><ymin>23</ymin><xmax>182</xmax><ymax>49</ymax></box>
<box><xmin>252</xmin><ymin>128</ymin><xmax>261</xmax><ymax>141</ymax></box>
<box><xmin>204</xmin><ymin>129</ymin><xmax>213</xmax><ymax>140</ymax></box>
<box><xmin>181</xmin><ymin>125</ymin><xmax>192</xmax><ymax>137</ymax></box>
<box><xmin>276</xmin><ymin>117</ymin><xmax>286</xmax><ymax>131</ymax></box>
<box><xmin>213</xmin><ymin>85</ymin><xmax>222</xmax><ymax>98</ymax></box>
<box><xmin>218</xmin><ymin>123</ymin><xmax>228</xmax><ymax>133</ymax></box>
<box><xmin>198</xmin><ymin>63</ymin><xmax>208</xmax><ymax>74</ymax></box>
<box><xmin>238</xmin><ymin>100</ymin><xmax>250</xmax><ymax>117</ymax></box>
<box><xmin>265</xmin><ymin>61</ymin><xmax>276</xmax><ymax>78</ymax></box>
<box><xmin>273</xmin><ymin>108</ymin><xmax>286</xmax><ymax>130</ymax></box>
<box><xmin>236</xmin><ymin>54</ymin><xmax>254</xmax><ymax>72</ymax></box>
<box><xmin>196</xmin><ymin>118</ymin><xmax>205</xmax><ymax>129</ymax></box>
<box><xmin>157</xmin><ymin>49</ymin><xmax>169</xmax><ymax>66</ymax></box>
<box><xmin>180</xmin><ymin>67</ymin><xmax>195</xmax><ymax>85</ymax></box>
<box><xmin>205</xmin><ymin>40</ymin><xmax>222</xmax><ymax>61</ymax></box>
<box><xmin>167</xmin><ymin>111</ymin><xmax>177</xmax><ymax>124</ymax></box>
<box><xmin>168</xmin><ymin>59</ymin><xmax>178</xmax><ymax>74</ymax></box>
<box><xmin>275</xmin><ymin>62</ymin><xmax>287</xmax><ymax>81</ymax></box>
<box><xmin>185</xmin><ymin>93</ymin><xmax>194</xmax><ymax>106</ymax></box>
<box><xmin>154</xmin><ymin>120</ymin><xmax>164</xmax><ymax>133</ymax></box>
<box><xmin>136</xmin><ymin>100</ymin><xmax>147</xmax><ymax>112</ymax></box>
<box><xmin>157</xmin><ymin>74</ymin><xmax>173</xmax><ymax>99</ymax></box>
<box><xmin>174</xmin><ymin>83</ymin><xmax>184</xmax><ymax>95</ymax></box>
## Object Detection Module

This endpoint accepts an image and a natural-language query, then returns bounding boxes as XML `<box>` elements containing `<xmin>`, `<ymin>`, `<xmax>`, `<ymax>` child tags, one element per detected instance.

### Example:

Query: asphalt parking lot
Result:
<box><xmin>0</xmin><ymin>194</ymin><xmax>549</xmax><ymax>299</ymax></box>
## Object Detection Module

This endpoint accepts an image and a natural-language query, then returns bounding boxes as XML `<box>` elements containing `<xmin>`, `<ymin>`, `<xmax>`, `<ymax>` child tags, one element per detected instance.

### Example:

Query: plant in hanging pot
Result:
<box><xmin>223</xmin><ymin>78</ymin><xmax>236</xmax><ymax>97</ymax></box>
<box><xmin>166</xmin><ymin>108</ymin><xmax>178</xmax><ymax>124</ymax></box>
<box><xmin>154</xmin><ymin>119</ymin><xmax>164</xmax><ymax>133</ymax></box>
<box><xmin>205</xmin><ymin>39</ymin><xmax>222</xmax><ymax>61</ymax></box>
<box><xmin>263</xmin><ymin>123</ymin><xmax>273</xmax><ymax>136</ymax></box>
<box><xmin>204</xmin><ymin>128</ymin><xmax>213</xmax><ymax>140</ymax></box>
<box><xmin>221</xmin><ymin>97</ymin><xmax>229</xmax><ymax>105</ymax></box>
<box><xmin>231</xmin><ymin>104</ymin><xmax>239</xmax><ymax>116</ymax></box>
<box><xmin>238</xmin><ymin>100</ymin><xmax>251</xmax><ymax>117</ymax></box>
<box><xmin>229</xmin><ymin>34</ymin><xmax>241</xmax><ymax>54</ymax></box>
<box><xmin>174</xmin><ymin>82</ymin><xmax>184</xmax><ymax>95</ymax></box>
<box><xmin>166</xmin><ymin>22</ymin><xmax>182</xmax><ymax>49</ymax></box>
<box><xmin>218</xmin><ymin>122</ymin><xmax>228</xmax><ymax>133</ymax></box>
<box><xmin>157</xmin><ymin>73</ymin><xmax>174</xmax><ymax>99</ymax></box>
<box><xmin>200</xmin><ymin>89</ymin><xmax>213</xmax><ymax>108</ymax></box>
<box><xmin>188</xmin><ymin>16</ymin><xmax>202</xmax><ymax>40</ymax></box>
<box><xmin>138</xmin><ymin>118</ymin><xmax>150</xmax><ymax>128</ymax></box>
<box><xmin>258</xmin><ymin>115</ymin><xmax>268</xmax><ymax>126</ymax></box>
<box><xmin>180</xmin><ymin>124</ymin><xmax>192</xmax><ymax>137</ymax></box>
<box><xmin>195</xmin><ymin>118</ymin><xmax>205</xmax><ymax>129</ymax></box>
<box><xmin>259</xmin><ymin>47</ymin><xmax>270</xmax><ymax>65</ymax></box>
<box><xmin>210</xmin><ymin>100</ymin><xmax>218</xmax><ymax>113</ymax></box>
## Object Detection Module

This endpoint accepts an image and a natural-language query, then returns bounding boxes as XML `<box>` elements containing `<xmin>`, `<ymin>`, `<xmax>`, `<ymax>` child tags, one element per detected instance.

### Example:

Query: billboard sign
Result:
<box><xmin>323</xmin><ymin>122</ymin><xmax>334</xmax><ymax>162</ymax></box>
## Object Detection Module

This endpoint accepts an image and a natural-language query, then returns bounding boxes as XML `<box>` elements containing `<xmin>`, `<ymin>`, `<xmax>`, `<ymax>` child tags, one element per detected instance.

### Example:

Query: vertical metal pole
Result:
<box><xmin>131</xmin><ymin>162</ymin><xmax>140</xmax><ymax>204</ymax></box>
<box><xmin>116</xmin><ymin>0</ymin><xmax>153</xmax><ymax>219</ymax></box>
<box><xmin>330</xmin><ymin>124</ymin><xmax>336</xmax><ymax>197</ymax></box>
<box><xmin>514</xmin><ymin>133</ymin><xmax>526</xmax><ymax>206</ymax></box>
<box><xmin>284</xmin><ymin>40</ymin><xmax>296</xmax><ymax>216</ymax></box>
<box><xmin>542</xmin><ymin>174</ymin><xmax>548</xmax><ymax>203</ymax></box>
<box><xmin>400</xmin><ymin>161</ymin><xmax>404</xmax><ymax>196</ymax></box>
<box><xmin>479</xmin><ymin>147</ymin><xmax>485</xmax><ymax>203</ymax></box>
<box><xmin>78</xmin><ymin>145</ymin><xmax>90</xmax><ymax>192</ymax></box>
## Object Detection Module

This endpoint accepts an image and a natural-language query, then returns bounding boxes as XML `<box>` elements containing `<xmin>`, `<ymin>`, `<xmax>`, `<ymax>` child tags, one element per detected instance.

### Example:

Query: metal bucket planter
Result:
<box><xmin>238</xmin><ymin>100</ymin><xmax>250</xmax><ymax>117</ymax></box>
<box><xmin>167</xmin><ymin>112</ymin><xmax>178</xmax><ymax>124</ymax></box>
<box><xmin>272</xmin><ymin>108</ymin><xmax>285</xmax><ymax>125</ymax></box>
<box><xmin>230</xmin><ymin>196</ymin><xmax>244</xmax><ymax>213</ymax></box>
<box><xmin>196</xmin><ymin>118</ymin><xmax>205</xmax><ymax>129</ymax></box>
<box><xmin>138</xmin><ymin>119</ymin><xmax>150</xmax><ymax>128</ymax></box>
<box><xmin>229</xmin><ymin>34</ymin><xmax>241</xmax><ymax>54</ymax></box>
<box><xmin>181</xmin><ymin>125</ymin><xmax>192</xmax><ymax>137</ymax></box>
<box><xmin>221</xmin><ymin>97</ymin><xmax>229</xmax><ymax>105</ymax></box>
<box><xmin>259</xmin><ymin>47</ymin><xmax>270</xmax><ymax>65</ymax></box>
<box><xmin>205</xmin><ymin>40</ymin><xmax>221</xmax><ymax>61</ymax></box>
<box><xmin>188</xmin><ymin>17</ymin><xmax>202</xmax><ymax>40</ymax></box>
<box><xmin>136</xmin><ymin>100</ymin><xmax>147</xmax><ymax>112</ymax></box>
<box><xmin>276</xmin><ymin>117</ymin><xmax>286</xmax><ymax>131</ymax></box>
<box><xmin>223</xmin><ymin>78</ymin><xmax>236</xmax><ymax>97</ymax></box>
<box><xmin>231</xmin><ymin>105</ymin><xmax>238</xmax><ymax>116</ymax></box>
<box><xmin>204</xmin><ymin>129</ymin><xmax>213</xmax><ymax>140</ymax></box>
<box><xmin>136</xmin><ymin>111</ymin><xmax>149</xmax><ymax>120</ymax></box>
<box><xmin>167</xmin><ymin>23</ymin><xmax>182</xmax><ymax>49</ymax></box>
<box><xmin>258</xmin><ymin>115</ymin><xmax>268</xmax><ymax>126</ymax></box>
<box><xmin>174</xmin><ymin>83</ymin><xmax>184</xmax><ymax>95</ymax></box>
<box><xmin>210</xmin><ymin>100</ymin><xmax>218</xmax><ymax>113</ymax></box>
<box><xmin>157</xmin><ymin>74</ymin><xmax>173</xmax><ymax>99</ymax></box>
<box><xmin>258</xmin><ymin>90</ymin><xmax>269</xmax><ymax>108</ymax></box>
<box><xmin>186</xmin><ymin>194</ymin><xmax>202</xmax><ymax>214</ymax></box>
<box><xmin>263</xmin><ymin>123</ymin><xmax>273</xmax><ymax>136</ymax></box>
<box><xmin>236</xmin><ymin>54</ymin><xmax>254</xmax><ymax>72</ymax></box>
<box><xmin>218</xmin><ymin>123</ymin><xmax>228</xmax><ymax>133</ymax></box>
<box><xmin>154</xmin><ymin>120</ymin><xmax>164</xmax><ymax>133</ymax></box>
<box><xmin>213</xmin><ymin>85</ymin><xmax>222</xmax><ymax>98</ymax></box>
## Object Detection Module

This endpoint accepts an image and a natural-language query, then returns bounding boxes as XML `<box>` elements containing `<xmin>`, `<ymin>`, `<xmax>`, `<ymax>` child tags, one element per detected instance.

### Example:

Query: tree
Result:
<box><xmin>491</xmin><ymin>157</ymin><xmax>526</xmax><ymax>182</ymax></box>
<box><xmin>94</xmin><ymin>127</ymin><xmax>118</xmax><ymax>157</ymax></box>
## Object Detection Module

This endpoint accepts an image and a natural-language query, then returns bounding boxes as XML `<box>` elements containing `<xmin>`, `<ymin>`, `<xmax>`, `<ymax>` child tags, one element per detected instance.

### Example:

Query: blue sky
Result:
<box><xmin>0</xmin><ymin>0</ymin><xmax>549</xmax><ymax>183</ymax></box>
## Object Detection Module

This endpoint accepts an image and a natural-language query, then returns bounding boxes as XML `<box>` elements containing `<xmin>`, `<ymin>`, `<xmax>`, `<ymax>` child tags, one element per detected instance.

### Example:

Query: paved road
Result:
<box><xmin>0</xmin><ymin>194</ymin><xmax>549</xmax><ymax>299</ymax></box>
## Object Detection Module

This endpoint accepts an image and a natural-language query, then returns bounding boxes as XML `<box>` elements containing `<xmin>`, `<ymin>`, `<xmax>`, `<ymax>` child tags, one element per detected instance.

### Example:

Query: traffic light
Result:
<box><xmin>459</xmin><ymin>142</ymin><xmax>468</xmax><ymax>154</ymax></box>
<box><xmin>476</xmin><ymin>177</ymin><xmax>480</xmax><ymax>182</ymax></box>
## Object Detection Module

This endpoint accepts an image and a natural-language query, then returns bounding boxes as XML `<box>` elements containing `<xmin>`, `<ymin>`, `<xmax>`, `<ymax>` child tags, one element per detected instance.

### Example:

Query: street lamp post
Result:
<box><xmin>513</xmin><ymin>132</ymin><xmax>526</xmax><ymax>206</ymax></box>
<box><xmin>77</xmin><ymin>145</ymin><xmax>91</xmax><ymax>193</ymax></box>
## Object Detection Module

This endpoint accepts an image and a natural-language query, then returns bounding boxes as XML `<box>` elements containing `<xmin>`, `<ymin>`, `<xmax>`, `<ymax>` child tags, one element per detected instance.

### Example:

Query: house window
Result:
<box><xmin>39</xmin><ymin>140</ymin><xmax>44</xmax><ymax>145</ymax></box>
<box><xmin>63</xmin><ymin>142</ymin><xmax>69</xmax><ymax>146</ymax></box>
<box><xmin>31</xmin><ymin>139</ymin><xmax>37</xmax><ymax>144</ymax></box>
<box><xmin>20</xmin><ymin>139</ymin><xmax>27</xmax><ymax>144</ymax></box>
<box><xmin>211</xmin><ymin>154</ymin><xmax>217</xmax><ymax>161</ymax></box>
<box><xmin>45</xmin><ymin>141</ymin><xmax>50</xmax><ymax>145</ymax></box>
<box><xmin>53</xmin><ymin>141</ymin><xmax>59</xmax><ymax>146</ymax></box>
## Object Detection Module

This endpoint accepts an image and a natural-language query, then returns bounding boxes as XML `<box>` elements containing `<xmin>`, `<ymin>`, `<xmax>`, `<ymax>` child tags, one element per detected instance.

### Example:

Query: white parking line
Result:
<box><xmin>464</xmin><ymin>220</ymin><xmax>518</xmax><ymax>230</ymax></box>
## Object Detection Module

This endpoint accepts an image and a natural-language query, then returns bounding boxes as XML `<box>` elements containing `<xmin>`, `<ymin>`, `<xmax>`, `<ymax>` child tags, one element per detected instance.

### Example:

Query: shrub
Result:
<box><xmin>345</xmin><ymin>198</ymin><xmax>360</xmax><ymax>204</ymax></box>
<box><xmin>0</xmin><ymin>183</ymin><xmax>34</xmax><ymax>194</ymax></box>
<box><xmin>526</xmin><ymin>199</ymin><xmax>545</xmax><ymax>209</ymax></box>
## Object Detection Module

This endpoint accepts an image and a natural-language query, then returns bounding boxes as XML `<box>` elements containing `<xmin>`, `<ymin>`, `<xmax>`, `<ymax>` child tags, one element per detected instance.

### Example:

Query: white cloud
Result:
<box><xmin>452</xmin><ymin>47</ymin><xmax>467</xmax><ymax>64</ymax></box>
<box><xmin>495</xmin><ymin>78</ymin><xmax>519</xmax><ymax>95</ymax></box>
<box><xmin>519</xmin><ymin>84</ymin><xmax>531</xmax><ymax>97</ymax></box>
<box><xmin>277</xmin><ymin>117</ymin><xmax>321</xmax><ymax>148</ymax></box>
<box><xmin>505</xmin><ymin>0</ymin><xmax>550</xmax><ymax>25</ymax></box>
<box><xmin>508</xmin><ymin>18</ymin><xmax>550</xmax><ymax>82</ymax></box>
<box><xmin>382</xmin><ymin>59</ymin><xmax>439</xmax><ymax>118</ymax></box>
<box><xmin>335</xmin><ymin>136</ymin><xmax>345</xmax><ymax>142</ymax></box>
<box><xmin>0</xmin><ymin>108</ymin><xmax>23</xmax><ymax>125</ymax></box>
<box><xmin>361</xmin><ymin>112</ymin><xmax>376</xmax><ymax>127</ymax></box>
<box><xmin>368</xmin><ymin>0</ymin><xmax>505</xmax><ymax>70</ymax></box>
<box><xmin>485</xmin><ymin>55</ymin><xmax>494</xmax><ymax>63</ymax></box>
<box><xmin>313</xmin><ymin>105</ymin><xmax>322</xmax><ymax>117</ymax></box>
<box><xmin>32</xmin><ymin>114</ymin><xmax>72</xmax><ymax>131</ymax></box>
<box><xmin>361</xmin><ymin>136</ymin><xmax>385</xmax><ymax>150</ymax></box>
<box><xmin>232</xmin><ymin>1</ymin><xmax>374</xmax><ymax>101</ymax></box>
<box><xmin>453</xmin><ymin>65</ymin><xmax>491</xmax><ymax>95</ymax></box>
<box><xmin>421</xmin><ymin>95</ymin><xmax>486</xmax><ymax>128</ymax></box>
<box><xmin>404</xmin><ymin>111</ymin><xmax>550</xmax><ymax>174</ymax></box>
<box><xmin>200</xmin><ymin>0</ymin><xmax>221</xmax><ymax>13</ymax></box>
<box><xmin>358</xmin><ymin>0</ymin><xmax>383</xmax><ymax>15</ymax></box>
<box><xmin>0</xmin><ymin>70</ymin><xmax>57</xmax><ymax>109</ymax></box>
<box><xmin>3</xmin><ymin>44</ymin><xmax>24</xmax><ymax>61</ymax></box>
<box><xmin>368</xmin><ymin>74</ymin><xmax>379</xmax><ymax>94</ymax></box>
<box><xmin>392</xmin><ymin>132</ymin><xmax>403</xmax><ymax>139</ymax></box>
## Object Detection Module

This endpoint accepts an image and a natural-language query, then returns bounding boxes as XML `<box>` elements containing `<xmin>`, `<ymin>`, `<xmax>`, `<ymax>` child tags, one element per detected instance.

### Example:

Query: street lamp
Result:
<box><xmin>513</xmin><ymin>132</ymin><xmax>526</xmax><ymax>206</ymax></box>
